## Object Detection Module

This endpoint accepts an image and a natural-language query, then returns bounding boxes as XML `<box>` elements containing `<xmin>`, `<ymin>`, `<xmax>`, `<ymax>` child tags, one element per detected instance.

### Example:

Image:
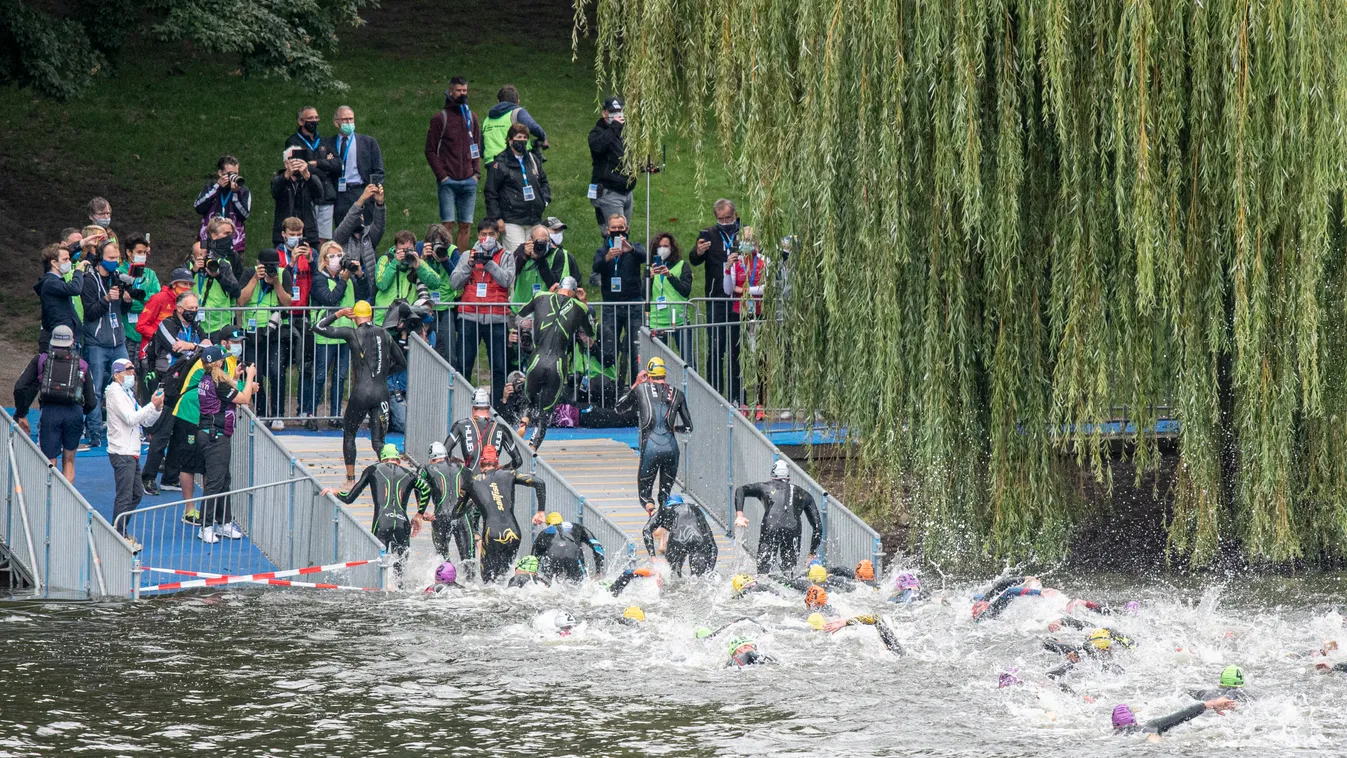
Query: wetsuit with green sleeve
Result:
<box><xmin>445</xmin><ymin>415</ymin><xmax>523</xmax><ymax>471</ymax></box>
<box><xmin>516</xmin><ymin>291</ymin><xmax>593</xmax><ymax>449</ymax></box>
<box><xmin>734</xmin><ymin>480</ymin><xmax>822</xmax><ymax>574</ymax></box>
<box><xmin>451</xmin><ymin>468</ymin><xmax>546</xmax><ymax>582</ymax></box>
<box><xmin>618</xmin><ymin>380</ymin><xmax>692</xmax><ymax>507</ymax></box>
<box><xmin>416</xmin><ymin>459</ymin><xmax>475</xmax><ymax>568</ymax></box>
<box><xmin>332</xmin><ymin>460</ymin><xmax>431</xmax><ymax>571</ymax></box>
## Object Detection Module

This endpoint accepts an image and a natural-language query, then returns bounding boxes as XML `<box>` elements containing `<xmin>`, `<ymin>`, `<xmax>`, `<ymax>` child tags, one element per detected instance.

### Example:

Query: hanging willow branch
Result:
<box><xmin>582</xmin><ymin>0</ymin><xmax>1347</xmax><ymax>566</ymax></box>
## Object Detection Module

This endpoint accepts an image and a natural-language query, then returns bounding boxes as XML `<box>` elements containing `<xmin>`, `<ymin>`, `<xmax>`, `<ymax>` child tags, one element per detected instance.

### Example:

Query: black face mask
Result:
<box><xmin>718</xmin><ymin>219</ymin><xmax>741</xmax><ymax>235</ymax></box>
<box><xmin>608</xmin><ymin>231</ymin><xmax>627</xmax><ymax>241</ymax></box>
<box><xmin>208</xmin><ymin>237</ymin><xmax>232</xmax><ymax>255</ymax></box>
<box><xmin>181</xmin><ymin>309</ymin><xmax>198</xmax><ymax>324</ymax></box>
<box><xmin>302</xmin><ymin>121</ymin><xmax>319</xmax><ymax>133</ymax></box>
<box><xmin>454</xmin><ymin>94</ymin><xmax>469</xmax><ymax>105</ymax></box>
<box><xmin>511</xmin><ymin>140</ymin><xmax>528</xmax><ymax>154</ymax></box>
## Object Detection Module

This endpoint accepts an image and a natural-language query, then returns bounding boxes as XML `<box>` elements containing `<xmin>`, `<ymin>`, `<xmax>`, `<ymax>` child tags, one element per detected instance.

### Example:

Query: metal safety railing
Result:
<box><xmin>639</xmin><ymin>328</ymin><xmax>883</xmax><ymax>573</ymax></box>
<box><xmin>403</xmin><ymin>333</ymin><xmax>634</xmax><ymax>570</ymax></box>
<box><xmin>1</xmin><ymin>408</ymin><xmax>137</xmax><ymax>599</ymax></box>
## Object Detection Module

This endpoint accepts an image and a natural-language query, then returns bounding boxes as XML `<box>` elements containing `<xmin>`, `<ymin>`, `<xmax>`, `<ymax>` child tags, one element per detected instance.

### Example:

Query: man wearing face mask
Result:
<box><xmin>691</xmin><ymin>198</ymin><xmax>742</xmax><ymax>398</ymax></box>
<box><xmin>590</xmin><ymin>214</ymin><xmax>646</xmax><ymax>385</ymax></box>
<box><xmin>139</xmin><ymin>291</ymin><xmax>209</xmax><ymax>495</ymax></box>
<box><xmin>136</xmin><ymin>269</ymin><xmax>193</xmax><ymax>362</ymax></box>
<box><xmin>426</xmin><ymin>77</ymin><xmax>483</xmax><ymax>253</ymax></box>
<box><xmin>450</xmin><ymin>220</ymin><xmax>516</xmax><ymax>409</ymax></box>
<box><xmin>587</xmin><ymin>96</ymin><xmax>635</xmax><ymax>230</ymax></box>
<box><xmin>112</xmin><ymin>236</ymin><xmax>159</xmax><ymax>364</ymax></box>
<box><xmin>332</xmin><ymin>182</ymin><xmax>387</xmax><ymax>278</ymax></box>
<box><xmin>271</xmin><ymin>153</ymin><xmax>323</xmax><ymax>247</ymax></box>
<box><xmin>485</xmin><ymin>123</ymin><xmax>551</xmax><ymax>253</ymax></box>
<box><xmin>311</xmin><ymin>241</ymin><xmax>369</xmax><ymax>427</ymax></box>
<box><xmin>375</xmin><ymin>230</ymin><xmax>443</xmax><ymax>311</ymax></box>
<box><xmin>81</xmin><ymin>238</ymin><xmax>135</xmax><ymax>448</ymax></box>
<box><xmin>36</xmin><ymin>241</ymin><xmax>85</xmax><ymax>353</ymax></box>
<box><xmin>85</xmin><ymin>197</ymin><xmax>118</xmax><ymax>245</ymax></box>
<box><xmin>192</xmin><ymin>217</ymin><xmax>244</xmax><ymax>334</ymax></box>
<box><xmin>286</xmin><ymin>105</ymin><xmax>342</xmax><ymax>240</ymax></box>
<box><xmin>512</xmin><ymin>219</ymin><xmax>577</xmax><ymax>311</ymax></box>
<box><xmin>274</xmin><ymin>217</ymin><xmax>319</xmax><ymax>429</ymax></box>
<box><xmin>105</xmin><ymin>358</ymin><xmax>164</xmax><ymax>548</ymax></box>
<box><xmin>194</xmin><ymin>155</ymin><xmax>252</xmax><ymax>257</ymax></box>
<box><xmin>327</xmin><ymin>105</ymin><xmax>385</xmax><ymax>225</ymax></box>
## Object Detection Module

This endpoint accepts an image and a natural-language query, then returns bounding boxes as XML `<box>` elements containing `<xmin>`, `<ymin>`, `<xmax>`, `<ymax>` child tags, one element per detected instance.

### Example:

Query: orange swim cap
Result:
<box><xmin>804</xmin><ymin>585</ymin><xmax>828</xmax><ymax>609</ymax></box>
<box><xmin>855</xmin><ymin>560</ymin><xmax>875</xmax><ymax>581</ymax></box>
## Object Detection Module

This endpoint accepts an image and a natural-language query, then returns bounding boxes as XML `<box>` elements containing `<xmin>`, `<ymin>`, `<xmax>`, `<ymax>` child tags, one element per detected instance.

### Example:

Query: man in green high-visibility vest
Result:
<box><xmin>482</xmin><ymin>84</ymin><xmax>549</xmax><ymax>164</ymax></box>
<box><xmin>511</xmin><ymin>218</ymin><xmax>578</xmax><ymax>312</ymax></box>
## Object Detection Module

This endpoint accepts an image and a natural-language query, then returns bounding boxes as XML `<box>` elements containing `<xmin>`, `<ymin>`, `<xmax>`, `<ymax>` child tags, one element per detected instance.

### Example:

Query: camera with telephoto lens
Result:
<box><xmin>205</xmin><ymin>258</ymin><xmax>221</xmax><ymax>275</ymax></box>
<box><xmin>343</xmin><ymin>259</ymin><xmax>361</xmax><ymax>273</ymax></box>
<box><xmin>226</xmin><ymin>172</ymin><xmax>244</xmax><ymax>186</ymax></box>
<box><xmin>429</xmin><ymin>241</ymin><xmax>448</xmax><ymax>260</ymax></box>
<box><xmin>115</xmin><ymin>272</ymin><xmax>137</xmax><ymax>288</ymax></box>
<box><xmin>263</xmin><ymin>263</ymin><xmax>278</xmax><ymax>278</ymax></box>
<box><xmin>473</xmin><ymin>247</ymin><xmax>493</xmax><ymax>263</ymax></box>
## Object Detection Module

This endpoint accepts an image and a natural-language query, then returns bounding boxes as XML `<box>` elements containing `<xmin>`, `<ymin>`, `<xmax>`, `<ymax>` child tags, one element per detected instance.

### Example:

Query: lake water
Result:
<box><xmin>2</xmin><ymin>569</ymin><xmax>1345</xmax><ymax>757</ymax></box>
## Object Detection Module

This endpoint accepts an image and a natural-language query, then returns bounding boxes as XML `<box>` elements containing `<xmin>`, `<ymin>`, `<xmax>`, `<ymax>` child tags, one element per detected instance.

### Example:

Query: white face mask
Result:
<box><xmin>132</xmin><ymin>254</ymin><xmax>147</xmax><ymax>265</ymax></box>
<box><xmin>548</xmin><ymin>231</ymin><xmax>563</xmax><ymax>246</ymax></box>
<box><xmin>229</xmin><ymin>343</ymin><xmax>243</xmax><ymax>358</ymax></box>
<box><xmin>285</xmin><ymin>236</ymin><xmax>301</xmax><ymax>248</ymax></box>
<box><xmin>327</xmin><ymin>256</ymin><xmax>343</xmax><ymax>273</ymax></box>
<box><xmin>58</xmin><ymin>261</ymin><xmax>72</xmax><ymax>275</ymax></box>
<box><xmin>120</xmin><ymin>375</ymin><xmax>136</xmax><ymax>390</ymax></box>
<box><xmin>657</xmin><ymin>246</ymin><xmax>671</xmax><ymax>260</ymax></box>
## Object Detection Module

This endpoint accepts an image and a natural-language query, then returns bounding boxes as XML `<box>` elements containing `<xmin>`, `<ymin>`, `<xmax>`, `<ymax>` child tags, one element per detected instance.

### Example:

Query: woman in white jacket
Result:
<box><xmin>105</xmin><ymin>358</ymin><xmax>164</xmax><ymax>550</ymax></box>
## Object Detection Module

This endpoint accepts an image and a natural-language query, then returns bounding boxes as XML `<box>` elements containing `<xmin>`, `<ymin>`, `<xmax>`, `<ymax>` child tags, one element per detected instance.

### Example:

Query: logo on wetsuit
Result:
<box><xmin>492</xmin><ymin>528</ymin><xmax>520</xmax><ymax>544</ymax></box>
<box><xmin>489</xmin><ymin>482</ymin><xmax>505</xmax><ymax>511</ymax></box>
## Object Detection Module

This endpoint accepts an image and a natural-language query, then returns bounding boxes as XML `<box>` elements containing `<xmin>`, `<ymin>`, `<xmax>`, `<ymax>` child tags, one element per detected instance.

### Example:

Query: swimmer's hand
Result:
<box><xmin>410</xmin><ymin>513</ymin><xmax>423</xmax><ymax>538</ymax></box>
<box><xmin>823</xmin><ymin>620</ymin><xmax>848</xmax><ymax>634</ymax></box>
<box><xmin>1205</xmin><ymin>697</ymin><xmax>1236</xmax><ymax>714</ymax></box>
<box><xmin>734</xmin><ymin>513</ymin><xmax>749</xmax><ymax>529</ymax></box>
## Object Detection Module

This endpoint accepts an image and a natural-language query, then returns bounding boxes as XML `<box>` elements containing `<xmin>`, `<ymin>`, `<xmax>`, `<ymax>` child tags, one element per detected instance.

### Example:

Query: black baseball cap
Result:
<box><xmin>603</xmin><ymin>96</ymin><xmax>624</xmax><ymax>112</ymax></box>
<box><xmin>213</xmin><ymin>326</ymin><xmax>244</xmax><ymax>343</ymax></box>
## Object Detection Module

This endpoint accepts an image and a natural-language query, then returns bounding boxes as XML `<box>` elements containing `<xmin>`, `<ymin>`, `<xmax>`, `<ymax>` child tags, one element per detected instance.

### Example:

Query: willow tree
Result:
<box><xmin>583</xmin><ymin>0</ymin><xmax>1347</xmax><ymax>566</ymax></box>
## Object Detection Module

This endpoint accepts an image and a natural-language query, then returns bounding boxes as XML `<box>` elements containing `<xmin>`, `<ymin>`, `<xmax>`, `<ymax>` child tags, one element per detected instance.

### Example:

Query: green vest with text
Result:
<box><xmin>512</xmin><ymin>248</ymin><xmax>572</xmax><ymax>312</ymax></box>
<box><xmin>481</xmin><ymin>108</ymin><xmax>532</xmax><ymax>164</ymax></box>
<box><xmin>648</xmin><ymin>261</ymin><xmax>688</xmax><ymax>329</ymax></box>
<box><xmin>311</xmin><ymin>277</ymin><xmax>356</xmax><ymax>346</ymax></box>
<box><xmin>191</xmin><ymin>271</ymin><xmax>235</xmax><ymax>334</ymax></box>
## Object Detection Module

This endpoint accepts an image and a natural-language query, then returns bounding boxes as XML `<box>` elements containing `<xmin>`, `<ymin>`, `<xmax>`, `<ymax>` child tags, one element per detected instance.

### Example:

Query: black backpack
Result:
<box><xmin>38</xmin><ymin>350</ymin><xmax>84</xmax><ymax>405</ymax></box>
<box><xmin>156</xmin><ymin>348</ymin><xmax>203</xmax><ymax>404</ymax></box>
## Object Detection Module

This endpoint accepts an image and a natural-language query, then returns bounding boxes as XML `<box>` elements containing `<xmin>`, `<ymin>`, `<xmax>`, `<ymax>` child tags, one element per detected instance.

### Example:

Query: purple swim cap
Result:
<box><xmin>896</xmin><ymin>573</ymin><xmax>920</xmax><ymax>590</ymax></box>
<box><xmin>998</xmin><ymin>669</ymin><xmax>1021</xmax><ymax>688</ymax></box>
<box><xmin>1112</xmin><ymin>704</ymin><xmax>1136</xmax><ymax>728</ymax></box>
<box><xmin>435</xmin><ymin>561</ymin><xmax>457</xmax><ymax>584</ymax></box>
<box><xmin>1123</xmin><ymin>601</ymin><xmax>1140</xmax><ymax>614</ymax></box>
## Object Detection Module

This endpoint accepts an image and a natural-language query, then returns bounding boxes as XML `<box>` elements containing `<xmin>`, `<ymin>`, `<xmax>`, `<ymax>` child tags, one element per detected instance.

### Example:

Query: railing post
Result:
<box><xmin>247</xmin><ymin>416</ymin><xmax>256</xmax><ymax>528</ymax></box>
<box><xmin>577</xmin><ymin>496</ymin><xmax>586</xmax><ymax>527</ymax></box>
<box><xmin>131</xmin><ymin>554</ymin><xmax>142</xmax><ymax>601</ymax></box>
<box><xmin>288</xmin><ymin>457</ymin><xmax>297</xmax><ymax>567</ymax></box>
<box><xmin>84</xmin><ymin>511</ymin><xmax>92</xmax><ymax>599</ymax></box>
<box><xmin>818</xmin><ymin>490</ymin><xmax>829</xmax><ymax>564</ymax></box>
<box><xmin>380</xmin><ymin>548</ymin><xmax>390</xmax><ymax>591</ymax></box>
<box><xmin>725</xmin><ymin>406</ymin><xmax>734</xmax><ymax>537</ymax></box>
<box><xmin>43</xmin><ymin>468</ymin><xmax>52</xmax><ymax>599</ymax></box>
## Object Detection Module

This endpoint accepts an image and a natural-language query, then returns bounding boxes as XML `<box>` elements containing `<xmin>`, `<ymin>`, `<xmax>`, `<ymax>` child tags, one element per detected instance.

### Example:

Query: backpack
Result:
<box><xmin>38</xmin><ymin>350</ymin><xmax>85</xmax><ymax>405</ymax></box>
<box><xmin>157</xmin><ymin>348</ymin><xmax>203</xmax><ymax>403</ymax></box>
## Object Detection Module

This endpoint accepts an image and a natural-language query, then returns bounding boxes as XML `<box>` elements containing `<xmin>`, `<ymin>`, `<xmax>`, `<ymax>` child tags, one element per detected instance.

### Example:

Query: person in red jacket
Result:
<box><xmin>425</xmin><ymin>77</ymin><xmax>483</xmax><ymax>253</ymax></box>
<box><xmin>136</xmin><ymin>268</ymin><xmax>194</xmax><ymax>360</ymax></box>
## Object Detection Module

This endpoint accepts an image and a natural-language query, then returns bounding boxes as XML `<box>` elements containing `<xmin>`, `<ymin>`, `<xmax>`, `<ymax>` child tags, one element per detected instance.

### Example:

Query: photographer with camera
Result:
<box><xmin>311</xmin><ymin>241</ymin><xmax>369</xmax><ymax>428</ymax></box>
<box><xmin>271</xmin><ymin>152</ymin><xmax>323</xmax><ymax>247</ymax></box>
<box><xmin>237</xmin><ymin>248</ymin><xmax>294</xmax><ymax>431</ymax></box>
<box><xmin>420</xmin><ymin>223</ymin><xmax>462</xmax><ymax>360</ymax></box>
<box><xmin>117</xmin><ymin>235</ymin><xmax>160</xmax><ymax>364</ymax></box>
<box><xmin>190</xmin><ymin>218</ymin><xmax>243</xmax><ymax>334</ymax></box>
<box><xmin>485</xmin><ymin>123</ymin><xmax>551</xmax><ymax>253</ymax></box>
<box><xmin>590</xmin><ymin>214</ymin><xmax>645</xmax><ymax>385</ymax></box>
<box><xmin>512</xmin><ymin>219</ymin><xmax>577</xmax><ymax>311</ymax></box>
<box><xmin>287</xmin><ymin>106</ymin><xmax>342</xmax><ymax>240</ymax></box>
<box><xmin>450</xmin><ymin>220</ymin><xmax>516</xmax><ymax>408</ymax></box>
<box><xmin>332</xmin><ymin>182</ymin><xmax>387</xmax><ymax>277</ymax></box>
<box><xmin>36</xmin><ymin>240</ymin><xmax>86</xmax><ymax>353</ymax></box>
<box><xmin>80</xmin><ymin>237</ymin><xmax>136</xmax><ymax>448</ymax></box>
<box><xmin>194</xmin><ymin>155</ymin><xmax>252</xmax><ymax>257</ymax></box>
<box><xmin>375</xmin><ymin>230</ymin><xmax>443</xmax><ymax>312</ymax></box>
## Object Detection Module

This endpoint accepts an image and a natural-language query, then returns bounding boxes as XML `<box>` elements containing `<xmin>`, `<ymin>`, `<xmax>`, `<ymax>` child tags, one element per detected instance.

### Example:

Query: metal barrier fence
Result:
<box><xmin>224</xmin><ymin>406</ymin><xmax>387</xmax><ymax>592</ymax></box>
<box><xmin>402</xmin><ymin>333</ymin><xmax>634</xmax><ymax>571</ymax></box>
<box><xmin>1</xmin><ymin>408</ymin><xmax>137</xmax><ymax>599</ymax></box>
<box><xmin>639</xmin><ymin>328</ymin><xmax>883</xmax><ymax>572</ymax></box>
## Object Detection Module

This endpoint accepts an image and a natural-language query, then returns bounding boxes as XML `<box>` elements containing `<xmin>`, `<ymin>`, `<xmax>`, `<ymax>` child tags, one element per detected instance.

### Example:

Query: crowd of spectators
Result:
<box><xmin>15</xmin><ymin>81</ymin><xmax>787</xmax><ymax>546</ymax></box>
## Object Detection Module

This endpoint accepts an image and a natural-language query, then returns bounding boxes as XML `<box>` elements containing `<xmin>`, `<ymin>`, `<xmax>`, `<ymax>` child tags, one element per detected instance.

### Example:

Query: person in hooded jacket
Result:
<box><xmin>485</xmin><ymin>123</ymin><xmax>551</xmax><ymax>252</ymax></box>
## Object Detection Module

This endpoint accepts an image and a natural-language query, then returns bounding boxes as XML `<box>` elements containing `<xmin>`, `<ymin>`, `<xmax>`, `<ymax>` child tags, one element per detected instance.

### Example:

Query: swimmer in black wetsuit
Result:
<box><xmin>446</xmin><ymin>388</ymin><xmax>524</xmax><ymax>471</ymax></box>
<box><xmin>449</xmin><ymin>445</ymin><xmax>547</xmax><ymax>582</ymax></box>
<box><xmin>733</xmin><ymin>460</ymin><xmax>822</xmax><ymax>574</ymax></box>
<box><xmin>776</xmin><ymin>563</ymin><xmax>856</xmax><ymax>594</ymax></box>
<box><xmin>532</xmin><ymin>511</ymin><xmax>605</xmax><ymax>581</ymax></box>
<box><xmin>416</xmin><ymin>441</ymin><xmax>475</xmax><ymax>574</ymax></box>
<box><xmin>425</xmin><ymin>561</ymin><xmax>465</xmax><ymax>594</ymax></box>
<box><xmin>642</xmin><ymin>494</ymin><xmax>717</xmax><ymax>576</ymax></box>
<box><xmin>726</xmin><ymin>636</ymin><xmax>775</xmax><ymax>667</ymax></box>
<box><xmin>1187</xmin><ymin>665</ymin><xmax>1253</xmax><ymax>702</ymax></box>
<box><xmin>312</xmin><ymin>300</ymin><xmax>407</xmax><ymax>485</ymax></box>
<box><xmin>1111</xmin><ymin>698</ymin><xmax>1237</xmax><ymax>737</ymax></box>
<box><xmin>617</xmin><ymin>357</ymin><xmax>692</xmax><ymax>510</ymax></box>
<box><xmin>515</xmin><ymin>277</ymin><xmax>594</xmax><ymax>450</ymax></box>
<box><xmin>323</xmin><ymin>443</ymin><xmax>431</xmax><ymax>576</ymax></box>
<box><xmin>607</xmin><ymin>567</ymin><xmax>658</xmax><ymax>597</ymax></box>
<box><xmin>1043</xmin><ymin>627</ymin><xmax>1133</xmax><ymax>679</ymax></box>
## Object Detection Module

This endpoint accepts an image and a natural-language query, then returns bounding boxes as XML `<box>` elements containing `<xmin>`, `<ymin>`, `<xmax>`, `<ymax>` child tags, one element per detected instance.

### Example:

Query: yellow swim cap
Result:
<box><xmin>807</xmin><ymin>565</ymin><xmax>828</xmax><ymax>584</ymax></box>
<box><xmin>732</xmin><ymin>574</ymin><xmax>755</xmax><ymax>593</ymax></box>
<box><xmin>546</xmin><ymin>511</ymin><xmax>563</xmax><ymax>526</ymax></box>
<box><xmin>352</xmin><ymin>300</ymin><xmax>373</xmax><ymax>319</ymax></box>
<box><xmin>1089</xmin><ymin>628</ymin><xmax>1113</xmax><ymax>651</ymax></box>
<box><xmin>646</xmin><ymin>357</ymin><xmax>666</xmax><ymax>378</ymax></box>
<box><xmin>807</xmin><ymin>612</ymin><xmax>826</xmax><ymax>631</ymax></box>
<box><xmin>623</xmin><ymin>606</ymin><xmax>645</xmax><ymax>622</ymax></box>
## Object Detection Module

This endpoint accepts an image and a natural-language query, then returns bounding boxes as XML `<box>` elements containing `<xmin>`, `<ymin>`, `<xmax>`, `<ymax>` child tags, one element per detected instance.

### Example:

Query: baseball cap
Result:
<box><xmin>50</xmin><ymin>325</ymin><xmax>75</xmax><ymax>348</ymax></box>
<box><xmin>202</xmin><ymin>345</ymin><xmax>225</xmax><ymax>363</ymax></box>
<box><xmin>111</xmin><ymin>358</ymin><xmax>135</xmax><ymax>374</ymax></box>
<box><xmin>544</xmin><ymin>216</ymin><xmax>567</xmax><ymax>231</ymax></box>
<box><xmin>170</xmin><ymin>267</ymin><xmax>192</xmax><ymax>285</ymax></box>
<box><xmin>603</xmin><ymin>96</ymin><xmax>624</xmax><ymax>112</ymax></box>
<box><xmin>213</xmin><ymin>326</ymin><xmax>244</xmax><ymax>343</ymax></box>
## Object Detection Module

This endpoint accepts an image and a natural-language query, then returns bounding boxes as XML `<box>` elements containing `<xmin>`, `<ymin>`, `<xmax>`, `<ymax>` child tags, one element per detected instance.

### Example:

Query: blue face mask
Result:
<box><xmin>100</xmin><ymin>259</ymin><xmax>119</xmax><ymax>273</ymax></box>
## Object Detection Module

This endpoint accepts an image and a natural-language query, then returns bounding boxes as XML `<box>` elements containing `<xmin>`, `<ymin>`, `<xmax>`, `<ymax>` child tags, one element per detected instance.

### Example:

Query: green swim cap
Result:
<box><xmin>1220</xmin><ymin>664</ymin><xmax>1245</xmax><ymax>688</ymax></box>
<box><xmin>694</xmin><ymin>626</ymin><xmax>712</xmax><ymax>639</ymax></box>
<box><xmin>728</xmin><ymin>636</ymin><xmax>753</xmax><ymax>653</ymax></box>
<box><xmin>379</xmin><ymin>443</ymin><xmax>401</xmax><ymax>461</ymax></box>
<box><xmin>516</xmin><ymin>555</ymin><xmax>540</xmax><ymax>573</ymax></box>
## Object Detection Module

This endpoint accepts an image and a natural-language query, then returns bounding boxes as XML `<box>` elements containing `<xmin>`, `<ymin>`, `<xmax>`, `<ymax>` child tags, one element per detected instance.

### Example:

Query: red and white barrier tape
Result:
<box><xmin>139</xmin><ymin>558</ymin><xmax>382</xmax><ymax>593</ymax></box>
